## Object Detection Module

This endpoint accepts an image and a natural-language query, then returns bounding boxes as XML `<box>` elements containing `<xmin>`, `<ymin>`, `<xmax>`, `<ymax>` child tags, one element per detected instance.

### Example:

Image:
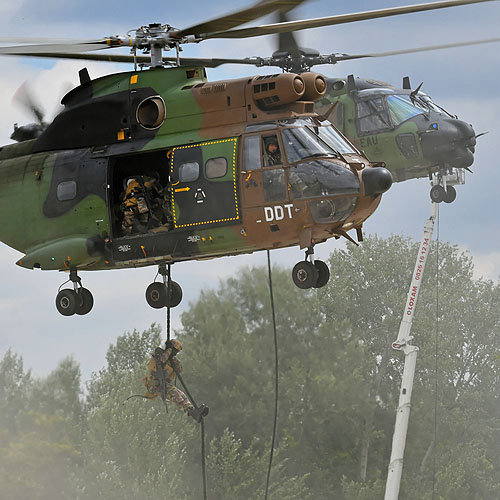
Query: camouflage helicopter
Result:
<box><xmin>0</xmin><ymin>0</ymin><xmax>488</xmax><ymax>317</ymax></box>
<box><xmin>182</xmin><ymin>0</ymin><xmax>499</xmax><ymax>204</ymax></box>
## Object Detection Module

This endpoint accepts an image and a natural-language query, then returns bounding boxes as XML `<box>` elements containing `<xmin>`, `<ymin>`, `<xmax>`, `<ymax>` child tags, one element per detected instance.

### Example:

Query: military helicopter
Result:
<box><xmin>172</xmin><ymin>0</ymin><xmax>499</xmax><ymax>204</ymax></box>
<box><xmin>0</xmin><ymin>0</ymin><xmax>490</xmax><ymax>316</ymax></box>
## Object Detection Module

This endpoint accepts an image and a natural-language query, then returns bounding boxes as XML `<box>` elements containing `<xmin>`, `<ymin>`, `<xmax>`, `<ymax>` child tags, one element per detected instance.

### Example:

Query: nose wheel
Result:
<box><xmin>430</xmin><ymin>184</ymin><xmax>456</xmax><ymax>204</ymax></box>
<box><xmin>292</xmin><ymin>246</ymin><xmax>330</xmax><ymax>290</ymax></box>
<box><xmin>430</xmin><ymin>169</ymin><xmax>462</xmax><ymax>203</ymax></box>
<box><xmin>145</xmin><ymin>263</ymin><xmax>183</xmax><ymax>309</ymax></box>
<box><xmin>55</xmin><ymin>269</ymin><xmax>94</xmax><ymax>316</ymax></box>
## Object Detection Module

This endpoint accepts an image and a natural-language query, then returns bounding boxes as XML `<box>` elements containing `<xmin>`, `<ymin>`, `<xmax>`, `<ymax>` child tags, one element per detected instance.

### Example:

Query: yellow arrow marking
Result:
<box><xmin>174</xmin><ymin>187</ymin><xmax>190</xmax><ymax>193</ymax></box>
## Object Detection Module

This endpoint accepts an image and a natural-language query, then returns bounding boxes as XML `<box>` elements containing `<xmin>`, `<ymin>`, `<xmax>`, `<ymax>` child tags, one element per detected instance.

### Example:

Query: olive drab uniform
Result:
<box><xmin>121</xmin><ymin>176</ymin><xmax>172</xmax><ymax>235</ymax></box>
<box><xmin>264</xmin><ymin>137</ymin><xmax>282</xmax><ymax>166</ymax></box>
<box><xmin>142</xmin><ymin>340</ymin><xmax>193</xmax><ymax>414</ymax></box>
<box><xmin>146</xmin><ymin>177</ymin><xmax>173</xmax><ymax>229</ymax></box>
<box><xmin>121</xmin><ymin>178</ymin><xmax>151</xmax><ymax>234</ymax></box>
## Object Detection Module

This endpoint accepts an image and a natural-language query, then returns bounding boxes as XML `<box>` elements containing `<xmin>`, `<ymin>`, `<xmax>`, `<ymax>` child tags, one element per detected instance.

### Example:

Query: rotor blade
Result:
<box><xmin>0</xmin><ymin>50</ymin><xmax>260</xmax><ymax>68</ymax></box>
<box><xmin>0</xmin><ymin>41</ymin><xmax>109</xmax><ymax>55</ymax></box>
<box><xmin>174</xmin><ymin>0</ymin><xmax>308</xmax><ymax>38</ymax></box>
<box><xmin>202</xmin><ymin>0</ymin><xmax>498</xmax><ymax>39</ymax></box>
<box><xmin>277</xmin><ymin>10</ymin><xmax>301</xmax><ymax>58</ymax></box>
<box><xmin>13</xmin><ymin>82</ymin><xmax>45</xmax><ymax>124</ymax></box>
<box><xmin>333</xmin><ymin>37</ymin><xmax>500</xmax><ymax>61</ymax></box>
<box><xmin>0</xmin><ymin>36</ymin><xmax>105</xmax><ymax>44</ymax></box>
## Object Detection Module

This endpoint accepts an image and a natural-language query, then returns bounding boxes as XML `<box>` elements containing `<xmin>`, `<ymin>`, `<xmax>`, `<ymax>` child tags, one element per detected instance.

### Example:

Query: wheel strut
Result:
<box><xmin>291</xmin><ymin>244</ymin><xmax>330</xmax><ymax>289</ymax></box>
<box><xmin>145</xmin><ymin>263</ymin><xmax>183</xmax><ymax>309</ymax></box>
<box><xmin>55</xmin><ymin>269</ymin><xmax>94</xmax><ymax>316</ymax></box>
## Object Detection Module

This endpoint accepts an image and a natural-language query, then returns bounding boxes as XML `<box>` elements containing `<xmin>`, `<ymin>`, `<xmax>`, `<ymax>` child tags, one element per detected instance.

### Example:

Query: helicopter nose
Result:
<box><xmin>420</xmin><ymin>118</ymin><xmax>476</xmax><ymax>169</ymax></box>
<box><xmin>362</xmin><ymin>167</ymin><xmax>393</xmax><ymax>196</ymax></box>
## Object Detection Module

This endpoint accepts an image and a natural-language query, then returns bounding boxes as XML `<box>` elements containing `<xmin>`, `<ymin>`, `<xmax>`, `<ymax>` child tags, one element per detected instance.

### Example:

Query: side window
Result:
<box><xmin>263</xmin><ymin>169</ymin><xmax>286</xmax><ymax>202</ymax></box>
<box><xmin>242</xmin><ymin>135</ymin><xmax>261</xmax><ymax>170</ymax></box>
<box><xmin>262</xmin><ymin>134</ymin><xmax>282</xmax><ymax>167</ymax></box>
<box><xmin>57</xmin><ymin>181</ymin><xmax>77</xmax><ymax>201</ymax></box>
<box><xmin>356</xmin><ymin>97</ymin><xmax>391</xmax><ymax>135</ymax></box>
<box><xmin>206</xmin><ymin>157</ymin><xmax>227</xmax><ymax>179</ymax></box>
<box><xmin>179</xmin><ymin>162</ymin><xmax>199</xmax><ymax>182</ymax></box>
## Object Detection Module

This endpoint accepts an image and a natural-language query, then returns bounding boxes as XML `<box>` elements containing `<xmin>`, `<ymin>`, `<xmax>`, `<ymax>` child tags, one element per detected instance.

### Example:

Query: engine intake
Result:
<box><xmin>251</xmin><ymin>73</ymin><xmax>305</xmax><ymax>110</ymax></box>
<box><xmin>300</xmin><ymin>72</ymin><xmax>327</xmax><ymax>102</ymax></box>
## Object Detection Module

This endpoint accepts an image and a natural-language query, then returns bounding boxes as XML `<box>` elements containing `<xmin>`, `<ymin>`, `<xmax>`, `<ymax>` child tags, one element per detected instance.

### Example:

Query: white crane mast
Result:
<box><xmin>384</xmin><ymin>199</ymin><xmax>438</xmax><ymax>500</ymax></box>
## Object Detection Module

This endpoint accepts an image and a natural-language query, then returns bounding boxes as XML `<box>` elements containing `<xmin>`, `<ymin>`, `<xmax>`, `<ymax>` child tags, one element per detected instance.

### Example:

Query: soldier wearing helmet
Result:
<box><xmin>264</xmin><ymin>136</ymin><xmax>282</xmax><ymax>166</ymax></box>
<box><xmin>121</xmin><ymin>177</ymin><xmax>150</xmax><ymax>234</ymax></box>
<box><xmin>143</xmin><ymin>339</ymin><xmax>209</xmax><ymax>423</ymax></box>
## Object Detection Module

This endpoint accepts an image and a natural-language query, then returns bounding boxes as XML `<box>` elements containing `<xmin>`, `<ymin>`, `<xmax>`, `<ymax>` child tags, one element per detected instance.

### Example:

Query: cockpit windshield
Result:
<box><xmin>387</xmin><ymin>93</ymin><xmax>454</xmax><ymax>124</ymax></box>
<box><xmin>386</xmin><ymin>95</ymin><xmax>423</xmax><ymax>126</ymax></box>
<box><xmin>281</xmin><ymin>120</ymin><xmax>356</xmax><ymax>163</ymax></box>
<box><xmin>313</xmin><ymin>124</ymin><xmax>356</xmax><ymax>155</ymax></box>
<box><xmin>357</xmin><ymin>92</ymin><xmax>455</xmax><ymax>133</ymax></box>
<box><xmin>282</xmin><ymin>126</ymin><xmax>336</xmax><ymax>163</ymax></box>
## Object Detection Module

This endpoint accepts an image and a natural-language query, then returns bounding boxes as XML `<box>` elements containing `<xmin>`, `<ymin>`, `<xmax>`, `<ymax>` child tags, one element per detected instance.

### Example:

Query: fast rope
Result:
<box><xmin>166</xmin><ymin>263</ymin><xmax>172</xmax><ymax>342</ymax></box>
<box><xmin>165</xmin><ymin>265</ymin><xmax>208</xmax><ymax>500</ymax></box>
<box><xmin>264</xmin><ymin>250</ymin><xmax>279</xmax><ymax>500</ymax></box>
<box><xmin>432</xmin><ymin>205</ymin><xmax>440</xmax><ymax>500</ymax></box>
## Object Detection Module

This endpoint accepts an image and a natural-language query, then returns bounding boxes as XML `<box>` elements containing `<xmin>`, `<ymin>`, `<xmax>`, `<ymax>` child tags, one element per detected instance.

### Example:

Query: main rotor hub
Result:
<box><xmin>107</xmin><ymin>23</ymin><xmax>188</xmax><ymax>67</ymax></box>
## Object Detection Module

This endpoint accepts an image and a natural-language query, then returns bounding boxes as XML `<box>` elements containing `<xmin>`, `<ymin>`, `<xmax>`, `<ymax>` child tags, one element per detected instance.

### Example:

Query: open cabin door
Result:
<box><xmin>169</xmin><ymin>138</ymin><xmax>240</xmax><ymax>229</ymax></box>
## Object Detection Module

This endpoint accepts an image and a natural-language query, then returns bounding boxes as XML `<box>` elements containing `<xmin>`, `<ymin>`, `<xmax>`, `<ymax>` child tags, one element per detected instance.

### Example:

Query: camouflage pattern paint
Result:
<box><xmin>0</xmin><ymin>67</ymin><xmax>392</xmax><ymax>275</ymax></box>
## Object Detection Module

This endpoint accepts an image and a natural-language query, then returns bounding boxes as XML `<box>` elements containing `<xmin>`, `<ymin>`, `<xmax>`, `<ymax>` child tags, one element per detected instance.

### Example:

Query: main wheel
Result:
<box><xmin>444</xmin><ymin>185</ymin><xmax>457</xmax><ymax>203</ymax></box>
<box><xmin>313</xmin><ymin>260</ymin><xmax>330</xmax><ymax>288</ymax></box>
<box><xmin>56</xmin><ymin>289</ymin><xmax>77</xmax><ymax>316</ymax></box>
<box><xmin>146</xmin><ymin>282</ymin><xmax>167</xmax><ymax>309</ymax></box>
<box><xmin>430</xmin><ymin>185</ymin><xmax>445</xmax><ymax>203</ymax></box>
<box><xmin>165</xmin><ymin>281</ymin><xmax>183</xmax><ymax>308</ymax></box>
<box><xmin>75</xmin><ymin>288</ymin><xmax>94</xmax><ymax>315</ymax></box>
<box><xmin>292</xmin><ymin>261</ymin><xmax>319</xmax><ymax>289</ymax></box>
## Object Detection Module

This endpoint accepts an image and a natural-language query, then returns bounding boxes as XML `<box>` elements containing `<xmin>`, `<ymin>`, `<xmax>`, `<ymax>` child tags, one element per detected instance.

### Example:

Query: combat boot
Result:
<box><xmin>188</xmin><ymin>404</ymin><xmax>209</xmax><ymax>423</ymax></box>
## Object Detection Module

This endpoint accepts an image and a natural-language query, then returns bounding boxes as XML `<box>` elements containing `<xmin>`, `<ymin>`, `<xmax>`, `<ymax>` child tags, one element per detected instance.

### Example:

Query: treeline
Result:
<box><xmin>1</xmin><ymin>235</ymin><xmax>499</xmax><ymax>499</ymax></box>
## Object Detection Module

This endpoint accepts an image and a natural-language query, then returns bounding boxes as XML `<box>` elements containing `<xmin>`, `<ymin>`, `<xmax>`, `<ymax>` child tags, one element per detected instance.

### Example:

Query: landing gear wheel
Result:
<box><xmin>292</xmin><ymin>261</ymin><xmax>319</xmax><ymax>289</ymax></box>
<box><xmin>56</xmin><ymin>289</ymin><xmax>78</xmax><ymax>316</ymax></box>
<box><xmin>165</xmin><ymin>281</ymin><xmax>183</xmax><ymax>308</ymax></box>
<box><xmin>313</xmin><ymin>260</ymin><xmax>330</xmax><ymax>288</ymax></box>
<box><xmin>430</xmin><ymin>185</ymin><xmax>445</xmax><ymax>203</ymax></box>
<box><xmin>75</xmin><ymin>288</ymin><xmax>94</xmax><ymax>315</ymax></box>
<box><xmin>444</xmin><ymin>185</ymin><xmax>457</xmax><ymax>204</ymax></box>
<box><xmin>146</xmin><ymin>282</ymin><xmax>167</xmax><ymax>309</ymax></box>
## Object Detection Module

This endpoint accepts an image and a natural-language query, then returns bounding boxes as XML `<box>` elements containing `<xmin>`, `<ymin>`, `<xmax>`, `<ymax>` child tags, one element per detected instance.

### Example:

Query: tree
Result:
<box><xmin>0</xmin><ymin>352</ymin><xmax>82</xmax><ymax>499</ymax></box>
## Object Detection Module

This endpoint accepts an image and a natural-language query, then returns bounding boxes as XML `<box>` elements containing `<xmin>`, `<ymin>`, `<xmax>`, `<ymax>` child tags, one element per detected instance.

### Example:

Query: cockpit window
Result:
<box><xmin>280</xmin><ymin>117</ymin><xmax>356</xmax><ymax>156</ymax></box>
<box><xmin>312</xmin><ymin>124</ymin><xmax>356</xmax><ymax>154</ymax></box>
<box><xmin>281</xmin><ymin>127</ymin><xmax>336</xmax><ymax>163</ymax></box>
<box><xmin>386</xmin><ymin>95</ymin><xmax>423</xmax><ymax>126</ymax></box>
<box><xmin>288</xmin><ymin>160</ymin><xmax>360</xmax><ymax>200</ymax></box>
<box><xmin>416</xmin><ymin>93</ymin><xmax>454</xmax><ymax>117</ymax></box>
<box><xmin>356</xmin><ymin>97</ymin><xmax>391</xmax><ymax>134</ymax></box>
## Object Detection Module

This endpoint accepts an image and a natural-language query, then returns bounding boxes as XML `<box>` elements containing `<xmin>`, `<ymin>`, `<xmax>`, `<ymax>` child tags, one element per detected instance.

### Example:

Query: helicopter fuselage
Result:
<box><xmin>0</xmin><ymin>67</ymin><xmax>391</xmax><ymax>275</ymax></box>
<box><xmin>318</xmin><ymin>76</ymin><xmax>476</xmax><ymax>183</ymax></box>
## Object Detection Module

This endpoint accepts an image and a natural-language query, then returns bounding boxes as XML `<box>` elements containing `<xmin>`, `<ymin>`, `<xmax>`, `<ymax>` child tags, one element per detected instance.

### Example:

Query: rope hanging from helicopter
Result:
<box><xmin>264</xmin><ymin>250</ymin><xmax>280</xmax><ymax>500</ymax></box>
<box><xmin>163</xmin><ymin>263</ymin><xmax>208</xmax><ymax>500</ymax></box>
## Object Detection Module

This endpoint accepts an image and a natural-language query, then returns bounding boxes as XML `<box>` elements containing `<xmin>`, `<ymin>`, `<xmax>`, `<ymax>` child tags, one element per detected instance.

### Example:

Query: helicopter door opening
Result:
<box><xmin>109</xmin><ymin>150</ymin><xmax>172</xmax><ymax>238</ymax></box>
<box><xmin>169</xmin><ymin>138</ymin><xmax>240</xmax><ymax>229</ymax></box>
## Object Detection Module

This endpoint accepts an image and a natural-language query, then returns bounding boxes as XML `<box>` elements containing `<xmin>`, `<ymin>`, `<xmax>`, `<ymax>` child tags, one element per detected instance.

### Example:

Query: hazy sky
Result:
<box><xmin>0</xmin><ymin>0</ymin><xmax>499</xmax><ymax>379</ymax></box>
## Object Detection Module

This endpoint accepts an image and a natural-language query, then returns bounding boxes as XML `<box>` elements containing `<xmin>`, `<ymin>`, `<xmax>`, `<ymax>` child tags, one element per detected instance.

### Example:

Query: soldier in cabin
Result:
<box><xmin>264</xmin><ymin>136</ymin><xmax>282</xmax><ymax>166</ymax></box>
<box><xmin>121</xmin><ymin>175</ymin><xmax>172</xmax><ymax>234</ymax></box>
<box><xmin>121</xmin><ymin>177</ymin><xmax>151</xmax><ymax>234</ymax></box>
<box><xmin>143</xmin><ymin>339</ymin><xmax>209</xmax><ymax>423</ymax></box>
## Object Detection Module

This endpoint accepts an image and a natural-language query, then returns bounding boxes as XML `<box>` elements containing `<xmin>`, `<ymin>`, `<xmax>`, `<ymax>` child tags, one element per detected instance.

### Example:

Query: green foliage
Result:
<box><xmin>0</xmin><ymin>353</ymin><xmax>81</xmax><ymax>499</ymax></box>
<box><xmin>1</xmin><ymin>235</ymin><xmax>499</xmax><ymax>499</ymax></box>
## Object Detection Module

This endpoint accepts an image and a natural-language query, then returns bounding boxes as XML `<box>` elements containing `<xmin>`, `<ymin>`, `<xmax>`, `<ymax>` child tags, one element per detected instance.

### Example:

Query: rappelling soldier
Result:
<box><xmin>142</xmin><ymin>339</ymin><xmax>209</xmax><ymax>423</ymax></box>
